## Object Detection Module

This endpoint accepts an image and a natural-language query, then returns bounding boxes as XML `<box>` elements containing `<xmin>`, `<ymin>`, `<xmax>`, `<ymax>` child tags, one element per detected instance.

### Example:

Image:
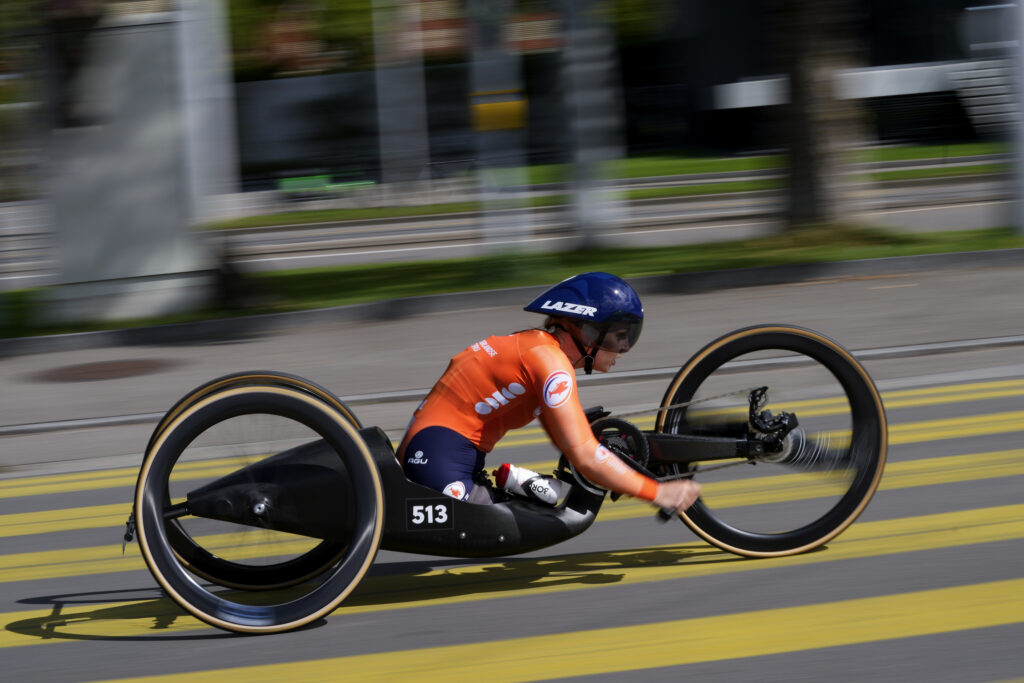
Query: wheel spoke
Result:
<box><xmin>162</xmin><ymin>502</ymin><xmax>189</xmax><ymax>520</ymax></box>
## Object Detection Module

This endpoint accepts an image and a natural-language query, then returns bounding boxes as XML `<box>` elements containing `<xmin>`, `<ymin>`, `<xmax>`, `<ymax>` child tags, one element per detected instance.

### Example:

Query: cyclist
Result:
<box><xmin>396</xmin><ymin>272</ymin><xmax>701</xmax><ymax>514</ymax></box>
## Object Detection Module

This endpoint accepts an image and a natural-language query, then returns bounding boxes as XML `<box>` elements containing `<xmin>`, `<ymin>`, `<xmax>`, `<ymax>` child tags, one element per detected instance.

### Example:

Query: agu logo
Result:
<box><xmin>543</xmin><ymin>370</ymin><xmax>573</xmax><ymax>408</ymax></box>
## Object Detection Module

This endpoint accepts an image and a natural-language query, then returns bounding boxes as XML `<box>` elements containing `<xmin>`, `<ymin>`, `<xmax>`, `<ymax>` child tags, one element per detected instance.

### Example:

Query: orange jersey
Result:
<box><xmin>399</xmin><ymin>330</ymin><xmax>658</xmax><ymax>502</ymax></box>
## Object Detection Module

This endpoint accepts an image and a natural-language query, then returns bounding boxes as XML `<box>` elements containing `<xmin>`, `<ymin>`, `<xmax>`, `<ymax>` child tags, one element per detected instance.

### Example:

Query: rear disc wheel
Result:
<box><xmin>134</xmin><ymin>383</ymin><xmax>383</xmax><ymax>633</ymax></box>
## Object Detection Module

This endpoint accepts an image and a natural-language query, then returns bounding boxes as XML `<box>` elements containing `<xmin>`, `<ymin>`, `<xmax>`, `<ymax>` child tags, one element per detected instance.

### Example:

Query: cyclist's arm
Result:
<box><xmin>526</xmin><ymin>345</ymin><xmax>659</xmax><ymax>502</ymax></box>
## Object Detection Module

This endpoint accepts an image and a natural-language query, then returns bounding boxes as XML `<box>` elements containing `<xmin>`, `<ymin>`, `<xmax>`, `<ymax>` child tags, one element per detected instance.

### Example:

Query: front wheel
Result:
<box><xmin>656</xmin><ymin>325</ymin><xmax>887</xmax><ymax>557</ymax></box>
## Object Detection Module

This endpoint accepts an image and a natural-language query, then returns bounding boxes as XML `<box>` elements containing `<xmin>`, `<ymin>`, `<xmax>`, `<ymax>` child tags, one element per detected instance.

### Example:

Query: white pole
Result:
<box><xmin>1016</xmin><ymin>2</ymin><xmax>1024</xmax><ymax>234</ymax></box>
<box><xmin>372</xmin><ymin>0</ymin><xmax>430</xmax><ymax>186</ymax></box>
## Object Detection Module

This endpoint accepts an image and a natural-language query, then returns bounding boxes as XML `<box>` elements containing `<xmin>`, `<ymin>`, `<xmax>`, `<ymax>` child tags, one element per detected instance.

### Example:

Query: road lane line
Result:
<box><xmin>4</xmin><ymin>375</ymin><xmax>1024</xmax><ymax>497</ymax></box>
<box><xmin>3</xmin><ymin>448</ymin><xmax>1024</xmax><ymax>538</ymax></box>
<box><xmin>0</xmin><ymin>395</ymin><xmax>1020</xmax><ymax>507</ymax></box>
<box><xmin>1</xmin><ymin>504</ymin><xmax>1023</xmax><ymax>646</ymax></box>
<box><xmin>889</xmin><ymin>410</ymin><xmax>1024</xmax><ymax>444</ymax></box>
<box><xmin>2</xmin><ymin>404</ymin><xmax>1022</xmax><ymax>500</ymax></box>
<box><xmin>84</xmin><ymin>577</ymin><xmax>1024</xmax><ymax>682</ymax></box>
<box><xmin>0</xmin><ymin>457</ymin><xmax>254</xmax><ymax>499</ymax></box>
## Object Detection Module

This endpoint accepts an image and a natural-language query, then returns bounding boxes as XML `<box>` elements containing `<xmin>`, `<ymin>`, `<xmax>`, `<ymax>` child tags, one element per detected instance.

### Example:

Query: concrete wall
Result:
<box><xmin>46</xmin><ymin>7</ymin><xmax>234</xmax><ymax>323</ymax></box>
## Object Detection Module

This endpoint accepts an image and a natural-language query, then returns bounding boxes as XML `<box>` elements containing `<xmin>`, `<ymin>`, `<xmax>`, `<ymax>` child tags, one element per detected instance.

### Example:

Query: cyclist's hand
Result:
<box><xmin>654</xmin><ymin>479</ymin><xmax>701</xmax><ymax>515</ymax></box>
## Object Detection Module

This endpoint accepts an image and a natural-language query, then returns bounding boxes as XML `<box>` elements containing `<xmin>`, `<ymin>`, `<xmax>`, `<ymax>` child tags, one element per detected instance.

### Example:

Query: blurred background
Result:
<box><xmin>1</xmin><ymin>0</ymin><xmax>1022</xmax><ymax>328</ymax></box>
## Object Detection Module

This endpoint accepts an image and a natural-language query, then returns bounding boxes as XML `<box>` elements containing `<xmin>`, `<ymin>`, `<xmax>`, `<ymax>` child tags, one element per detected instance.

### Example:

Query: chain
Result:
<box><xmin>607</xmin><ymin>387</ymin><xmax>763</xmax><ymax>421</ymax></box>
<box><xmin>655</xmin><ymin>459</ymin><xmax>759</xmax><ymax>481</ymax></box>
<box><xmin>597</xmin><ymin>386</ymin><xmax>769</xmax><ymax>482</ymax></box>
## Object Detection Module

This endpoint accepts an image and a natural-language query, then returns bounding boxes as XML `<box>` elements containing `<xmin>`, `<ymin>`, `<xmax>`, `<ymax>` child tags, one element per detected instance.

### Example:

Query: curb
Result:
<box><xmin>3</xmin><ymin>248</ymin><xmax>1024</xmax><ymax>358</ymax></box>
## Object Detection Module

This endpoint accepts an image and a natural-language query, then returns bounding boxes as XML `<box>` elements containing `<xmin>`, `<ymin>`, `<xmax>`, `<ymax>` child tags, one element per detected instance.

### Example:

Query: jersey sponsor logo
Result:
<box><xmin>471</xmin><ymin>339</ymin><xmax>498</xmax><ymax>357</ymax></box>
<box><xmin>543</xmin><ymin>370</ymin><xmax>573</xmax><ymax>408</ymax></box>
<box><xmin>474</xmin><ymin>382</ymin><xmax>527</xmax><ymax>415</ymax></box>
<box><xmin>540</xmin><ymin>300</ymin><xmax>598</xmax><ymax>317</ymax></box>
<box><xmin>407</xmin><ymin>450</ymin><xmax>428</xmax><ymax>465</ymax></box>
<box><xmin>594</xmin><ymin>444</ymin><xmax>630</xmax><ymax>474</ymax></box>
<box><xmin>442</xmin><ymin>481</ymin><xmax>467</xmax><ymax>500</ymax></box>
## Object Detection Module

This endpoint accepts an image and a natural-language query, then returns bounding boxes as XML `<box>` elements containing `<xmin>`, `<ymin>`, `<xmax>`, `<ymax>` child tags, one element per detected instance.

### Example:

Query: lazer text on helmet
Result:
<box><xmin>540</xmin><ymin>300</ymin><xmax>597</xmax><ymax>316</ymax></box>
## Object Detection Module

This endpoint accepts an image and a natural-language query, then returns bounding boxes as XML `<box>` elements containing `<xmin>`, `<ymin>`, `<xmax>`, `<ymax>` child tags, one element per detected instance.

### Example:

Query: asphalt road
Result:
<box><xmin>1</xmin><ymin>264</ymin><xmax>1023</xmax><ymax>680</ymax></box>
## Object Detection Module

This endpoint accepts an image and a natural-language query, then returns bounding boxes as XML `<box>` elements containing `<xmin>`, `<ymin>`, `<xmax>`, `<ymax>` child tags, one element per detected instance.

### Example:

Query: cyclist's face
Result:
<box><xmin>592</xmin><ymin>320</ymin><xmax>641</xmax><ymax>372</ymax></box>
<box><xmin>592</xmin><ymin>347</ymin><xmax>620</xmax><ymax>373</ymax></box>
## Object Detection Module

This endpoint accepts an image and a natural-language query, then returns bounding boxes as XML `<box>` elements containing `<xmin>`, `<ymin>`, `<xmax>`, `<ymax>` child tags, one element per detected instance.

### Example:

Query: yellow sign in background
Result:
<box><xmin>471</xmin><ymin>90</ymin><xmax>528</xmax><ymax>131</ymax></box>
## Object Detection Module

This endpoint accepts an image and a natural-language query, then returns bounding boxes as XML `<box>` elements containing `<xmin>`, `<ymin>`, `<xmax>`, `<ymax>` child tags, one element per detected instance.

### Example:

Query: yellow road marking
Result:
<box><xmin>578</xmin><ymin>447</ymin><xmax>1024</xmax><ymax>521</ymax></box>
<box><xmin>889</xmin><ymin>411</ymin><xmax>1024</xmax><ymax>444</ymax></box>
<box><xmin>0</xmin><ymin>502</ymin><xmax>132</xmax><ymax>538</ymax></box>
<box><xmin>881</xmin><ymin>377</ymin><xmax>1024</xmax><ymax>398</ymax></box>
<box><xmin>82</xmin><ymin>577</ymin><xmax>1024</xmax><ymax>681</ymax></box>
<box><xmin>1</xmin><ymin>504</ymin><xmax>1023</xmax><ymax>649</ymax></box>
<box><xmin>4</xmin><ymin>376</ymin><xmax>1023</xmax><ymax>498</ymax></box>
<box><xmin>0</xmin><ymin>529</ymin><xmax>320</xmax><ymax>583</ymax></box>
<box><xmin>3</xmin><ymin>447</ymin><xmax>1024</xmax><ymax>540</ymax></box>
<box><xmin>499</xmin><ymin>407</ymin><xmax>1024</xmax><ymax>449</ymax></box>
<box><xmin>0</xmin><ymin>457</ymin><xmax>251</xmax><ymax>499</ymax></box>
<box><xmin>670</xmin><ymin>377</ymin><xmax>1024</xmax><ymax>420</ymax></box>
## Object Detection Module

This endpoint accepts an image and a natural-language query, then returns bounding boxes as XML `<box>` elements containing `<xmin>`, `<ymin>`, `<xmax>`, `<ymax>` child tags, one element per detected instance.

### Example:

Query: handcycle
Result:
<box><xmin>128</xmin><ymin>324</ymin><xmax>887</xmax><ymax>634</ymax></box>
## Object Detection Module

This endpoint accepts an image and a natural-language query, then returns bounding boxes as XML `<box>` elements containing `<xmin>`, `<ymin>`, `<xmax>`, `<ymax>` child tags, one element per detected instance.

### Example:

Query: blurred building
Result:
<box><xmin>233</xmin><ymin>0</ymin><xmax>569</xmax><ymax>188</ymax></box>
<box><xmin>6</xmin><ymin>1</ymin><xmax>1015</xmax><ymax>194</ymax></box>
<box><xmin>227</xmin><ymin>0</ymin><xmax>1015</xmax><ymax>191</ymax></box>
<box><xmin>703</xmin><ymin>0</ymin><xmax>1015</xmax><ymax>150</ymax></box>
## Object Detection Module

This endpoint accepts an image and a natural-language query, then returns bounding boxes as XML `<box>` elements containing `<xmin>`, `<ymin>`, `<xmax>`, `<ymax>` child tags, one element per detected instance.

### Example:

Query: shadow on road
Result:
<box><xmin>5</xmin><ymin>543</ymin><xmax>755</xmax><ymax>641</ymax></box>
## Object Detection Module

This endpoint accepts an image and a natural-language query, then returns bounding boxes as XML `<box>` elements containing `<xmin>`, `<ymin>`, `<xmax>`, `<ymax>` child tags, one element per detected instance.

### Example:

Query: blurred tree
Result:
<box><xmin>769</xmin><ymin>0</ymin><xmax>867</xmax><ymax>227</ymax></box>
<box><xmin>1</xmin><ymin>4</ymin><xmax>46</xmax><ymax>201</ymax></box>
<box><xmin>606</xmin><ymin>0</ymin><xmax>672</xmax><ymax>43</ymax></box>
<box><xmin>0</xmin><ymin>1</ymin><xmax>39</xmax><ymax>94</ymax></box>
<box><xmin>225</xmin><ymin>0</ymin><xmax>666</xmax><ymax>78</ymax></box>
<box><xmin>229</xmin><ymin>0</ymin><xmax>374</xmax><ymax>78</ymax></box>
<box><xmin>40</xmin><ymin>0</ymin><xmax>107</xmax><ymax>127</ymax></box>
<box><xmin>321</xmin><ymin>0</ymin><xmax>374</xmax><ymax>67</ymax></box>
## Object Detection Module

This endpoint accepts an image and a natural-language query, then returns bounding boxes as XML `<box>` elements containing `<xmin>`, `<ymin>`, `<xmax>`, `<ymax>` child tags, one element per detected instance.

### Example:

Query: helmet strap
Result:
<box><xmin>554</xmin><ymin>321</ymin><xmax>603</xmax><ymax>375</ymax></box>
<box><xmin>582</xmin><ymin>327</ymin><xmax>610</xmax><ymax>375</ymax></box>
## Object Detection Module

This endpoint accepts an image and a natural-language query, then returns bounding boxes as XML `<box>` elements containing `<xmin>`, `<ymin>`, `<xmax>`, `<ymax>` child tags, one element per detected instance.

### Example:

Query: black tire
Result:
<box><xmin>656</xmin><ymin>325</ymin><xmax>887</xmax><ymax>557</ymax></box>
<box><xmin>145</xmin><ymin>370</ymin><xmax>362</xmax><ymax>452</ymax></box>
<box><xmin>134</xmin><ymin>382</ymin><xmax>383</xmax><ymax>634</ymax></box>
<box><xmin>143</xmin><ymin>371</ymin><xmax>360</xmax><ymax>590</ymax></box>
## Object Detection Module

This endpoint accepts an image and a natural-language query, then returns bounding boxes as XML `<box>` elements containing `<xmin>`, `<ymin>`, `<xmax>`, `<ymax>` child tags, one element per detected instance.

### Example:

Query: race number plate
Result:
<box><xmin>406</xmin><ymin>498</ymin><xmax>454</xmax><ymax>531</ymax></box>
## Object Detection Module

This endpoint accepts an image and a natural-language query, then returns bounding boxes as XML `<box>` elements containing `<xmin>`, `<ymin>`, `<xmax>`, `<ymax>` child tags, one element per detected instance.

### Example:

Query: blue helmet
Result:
<box><xmin>525</xmin><ymin>272</ymin><xmax>643</xmax><ymax>371</ymax></box>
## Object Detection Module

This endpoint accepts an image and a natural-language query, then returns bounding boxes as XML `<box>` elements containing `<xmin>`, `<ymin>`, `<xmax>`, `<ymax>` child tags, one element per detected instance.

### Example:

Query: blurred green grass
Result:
<box><xmin>204</xmin><ymin>143</ymin><xmax>1009</xmax><ymax>231</ymax></box>
<box><xmin>250</xmin><ymin>225</ymin><xmax>1024</xmax><ymax>311</ymax></box>
<box><xmin>4</xmin><ymin>225</ymin><xmax>1022</xmax><ymax>339</ymax></box>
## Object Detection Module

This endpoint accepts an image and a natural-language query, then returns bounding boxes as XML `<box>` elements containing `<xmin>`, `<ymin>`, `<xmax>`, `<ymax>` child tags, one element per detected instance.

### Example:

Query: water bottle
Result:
<box><xmin>492</xmin><ymin>463</ymin><xmax>563</xmax><ymax>505</ymax></box>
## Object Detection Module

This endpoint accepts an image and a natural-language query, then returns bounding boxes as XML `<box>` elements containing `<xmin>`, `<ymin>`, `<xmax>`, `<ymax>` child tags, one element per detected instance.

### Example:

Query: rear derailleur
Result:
<box><xmin>746</xmin><ymin>386</ymin><xmax>801</xmax><ymax>462</ymax></box>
